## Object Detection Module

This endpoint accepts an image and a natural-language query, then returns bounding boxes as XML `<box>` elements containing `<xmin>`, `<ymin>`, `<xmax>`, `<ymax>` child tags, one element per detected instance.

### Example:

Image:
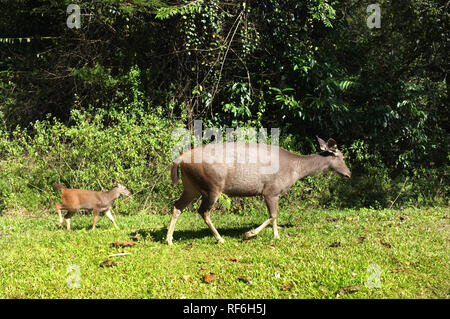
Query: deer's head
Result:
<box><xmin>317</xmin><ymin>136</ymin><xmax>351</xmax><ymax>179</ymax></box>
<box><xmin>112</xmin><ymin>179</ymin><xmax>131</xmax><ymax>196</ymax></box>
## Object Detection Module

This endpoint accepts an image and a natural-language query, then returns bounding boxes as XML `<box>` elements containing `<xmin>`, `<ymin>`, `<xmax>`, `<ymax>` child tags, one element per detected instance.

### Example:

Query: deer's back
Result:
<box><xmin>61</xmin><ymin>189</ymin><xmax>107</xmax><ymax>210</ymax></box>
<box><xmin>179</xmin><ymin>143</ymin><xmax>299</xmax><ymax>197</ymax></box>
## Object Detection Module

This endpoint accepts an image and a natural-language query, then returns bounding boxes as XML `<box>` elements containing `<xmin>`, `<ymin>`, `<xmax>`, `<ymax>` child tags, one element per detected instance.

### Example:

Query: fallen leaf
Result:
<box><xmin>203</xmin><ymin>273</ymin><xmax>216</xmax><ymax>283</ymax></box>
<box><xmin>100</xmin><ymin>260</ymin><xmax>117</xmax><ymax>267</ymax></box>
<box><xmin>336</xmin><ymin>285</ymin><xmax>360</xmax><ymax>297</ymax></box>
<box><xmin>380</xmin><ymin>241</ymin><xmax>391</xmax><ymax>249</ymax></box>
<box><xmin>404</xmin><ymin>261</ymin><xmax>410</xmax><ymax>266</ymax></box>
<box><xmin>358</xmin><ymin>236</ymin><xmax>366</xmax><ymax>243</ymax></box>
<box><xmin>391</xmin><ymin>269</ymin><xmax>403</xmax><ymax>273</ymax></box>
<box><xmin>443</xmin><ymin>214</ymin><xmax>450</xmax><ymax>219</ymax></box>
<box><xmin>110</xmin><ymin>241</ymin><xmax>136</xmax><ymax>248</ymax></box>
<box><xmin>238</xmin><ymin>276</ymin><xmax>251</xmax><ymax>284</ymax></box>
<box><xmin>181</xmin><ymin>275</ymin><xmax>191</xmax><ymax>281</ymax></box>
<box><xmin>184</xmin><ymin>243</ymin><xmax>194</xmax><ymax>250</ymax></box>
<box><xmin>329</xmin><ymin>241</ymin><xmax>342</xmax><ymax>248</ymax></box>
<box><xmin>269</xmin><ymin>243</ymin><xmax>278</xmax><ymax>249</ymax></box>
<box><xmin>200</xmin><ymin>265</ymin><xmax>208</xmax><ymax>271</ymax></box>
<box><xmin>326</xmin><ymin>216</ymin><xmax>338</xmax><ymax>222</ymax></box>
<box><xmin>228</xmin><ymin>257</ymin><xmax>240</xmax><ymax>262</ymax></box>
<box><xmin>281</xmin><ymin>284</ymin><xmax>293</xmax><ymax>291</ymax></box>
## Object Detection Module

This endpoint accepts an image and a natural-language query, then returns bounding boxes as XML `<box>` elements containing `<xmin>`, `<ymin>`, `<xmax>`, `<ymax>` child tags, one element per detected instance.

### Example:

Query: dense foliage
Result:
<box><xmin>0</xmin><ymin>0</ymin><xmax>448</xmax><ymax>213</ymax></box>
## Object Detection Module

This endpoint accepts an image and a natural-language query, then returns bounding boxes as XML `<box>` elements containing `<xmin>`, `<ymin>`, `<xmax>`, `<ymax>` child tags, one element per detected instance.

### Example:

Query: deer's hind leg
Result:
<box><xmin>55</xmin><ymin>203</ymin><xmax>64</xmax><ymax>227</ymax></box>
<box><xmin>64</xmin><ymin>210</ymin><xmax>75</xmax><ymax>231</ymax></box>
<box><xmin>198</xmin><ymin>192</ymin><xmax>224</xmax><ymax>244</ymax></box>
<box><xmin>166</xmin><ymin>189</ymin><xmax>199</xmax><ymax>245</ymax></box>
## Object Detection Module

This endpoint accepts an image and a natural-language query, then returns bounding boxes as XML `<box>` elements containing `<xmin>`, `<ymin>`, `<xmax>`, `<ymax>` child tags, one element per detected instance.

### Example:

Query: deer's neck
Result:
<box><xmin>295</xmin><ymin>153</ymin><xmax>331</xmax><ymax>180</ymax></box>
<box><xmin>105</xmin><ymin>187</ymin><xmax>121</xmax><ymax>203</ymax></box>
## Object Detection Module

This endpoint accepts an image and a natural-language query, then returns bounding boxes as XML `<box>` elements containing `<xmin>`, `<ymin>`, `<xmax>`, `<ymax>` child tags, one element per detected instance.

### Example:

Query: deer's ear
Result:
<box><xmin>317</xmin><ymin>136</ymin><xmax>328</xmax><ymax>151</ymax></box>
<box><xmin>327</xmin><ymin>138</ymin><xmax>339</xmax><ymax>155</ymax></box>
<box><xmin>112</xmin><ymin>179</ymin><xmax>118</xmax><ymax>186</ymax></box>
<box><xmin>327</xmin><ymin>138</ymin><xmax>337</xmax><ymax>149</ymax></box>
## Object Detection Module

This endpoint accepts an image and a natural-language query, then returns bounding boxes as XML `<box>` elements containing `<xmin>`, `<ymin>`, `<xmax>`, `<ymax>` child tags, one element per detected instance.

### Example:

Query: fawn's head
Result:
<box><xmin>112</xmin><ymin>179</ymin><xmax>131</xmax><ymax>196</ymax></box>
<box><xmin>317</xmin><ymin>136</ymin><xmax>351</xmax><ymax>179</ymax></box>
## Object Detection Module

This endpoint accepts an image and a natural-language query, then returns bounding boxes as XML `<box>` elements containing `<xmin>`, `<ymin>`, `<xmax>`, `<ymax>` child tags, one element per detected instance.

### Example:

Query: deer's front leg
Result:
<box><xmin>56</xmin><ymin>203</ymin><xmax>63</xmax><ymax>227</ymax></box>
<box><xmin>243</xmin><ymin>196</ymin><xmax>280</xmax><ymax>240</ymax></box>
<box><xmin>92</xmin><ymin>210</ymin><xmax>100</xmax><ymax>230</ymax></box>
<box><xmin>105</xmin><ymin>209</ymin><xmax>119</xmax><ymax>229</ymax></box>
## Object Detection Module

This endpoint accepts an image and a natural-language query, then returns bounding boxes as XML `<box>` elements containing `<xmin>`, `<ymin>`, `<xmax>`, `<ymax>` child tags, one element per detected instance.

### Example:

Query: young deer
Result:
<box><xmin>53</xmin><ymin>180</ymin><xmax>130</xmax><ymax>231</ymax></box>
<box><xmin>166</xmin><ymin>137</ymin><xmax>351</xmax><ymax>245</ymax></box>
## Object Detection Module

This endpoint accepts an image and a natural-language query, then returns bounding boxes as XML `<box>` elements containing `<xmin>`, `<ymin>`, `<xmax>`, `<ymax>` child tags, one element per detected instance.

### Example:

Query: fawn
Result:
<box><xmin>53</xmin><ymin>180</ymin><xmax>130</xmax><ymax>231</ymax></box>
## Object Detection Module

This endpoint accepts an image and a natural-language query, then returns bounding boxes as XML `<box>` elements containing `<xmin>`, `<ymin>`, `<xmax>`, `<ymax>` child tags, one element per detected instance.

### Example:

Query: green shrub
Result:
<box><xmin>0</xmin><ymin>106</ymin><xmax>184</xmax><ymax>215</ymax></box>
<box><xmin>0</xmin><ymin>117</ymin><xmax>447</xmax><ymax>215</ymax></box>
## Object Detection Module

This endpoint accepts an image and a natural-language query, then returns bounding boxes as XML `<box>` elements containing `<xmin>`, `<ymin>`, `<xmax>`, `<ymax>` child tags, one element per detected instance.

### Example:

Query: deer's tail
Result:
<box><xmin>171</xmin><ymin>157</ymin><xmax>182</xmax><ymax>185</ymax></box>
<box><xmin>53</xmin><ymin>184</ymin><xmax>66</xmax><ymax>192</ymax></box>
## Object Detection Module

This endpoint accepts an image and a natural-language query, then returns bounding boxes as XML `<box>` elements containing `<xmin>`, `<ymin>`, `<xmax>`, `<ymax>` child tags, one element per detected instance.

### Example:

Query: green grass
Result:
<box><xmin>0</xmin><ymin>207</ymin><xmax>448</xmax><ymax>299</ymax></box>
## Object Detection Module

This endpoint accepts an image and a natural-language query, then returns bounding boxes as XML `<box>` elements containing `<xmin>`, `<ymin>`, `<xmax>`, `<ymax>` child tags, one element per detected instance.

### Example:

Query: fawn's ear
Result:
<box><xmin>112</xmin><ymin>179</ymin><xmax>118</xmax><ymax>186</ymax></box>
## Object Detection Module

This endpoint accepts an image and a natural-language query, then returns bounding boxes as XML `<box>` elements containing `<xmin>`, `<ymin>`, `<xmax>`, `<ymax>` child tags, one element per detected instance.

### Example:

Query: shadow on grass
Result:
<box><xmin>129</xmin><ymin>223</ymin><xmax>295</xmax><ymax>244</ymax></box>
<box><xmin>56</xmin><ymin>223</ymin><xmax>117</xmax><ymax>232</ymax></box>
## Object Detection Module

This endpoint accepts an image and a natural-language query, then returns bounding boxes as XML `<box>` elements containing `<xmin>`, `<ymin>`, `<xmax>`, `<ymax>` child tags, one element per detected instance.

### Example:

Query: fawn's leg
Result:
<box><xmin>56</xmin><ymin>203</ymin><xmax>63</xmax><ymax>227</ymax></box>
<box><xmin>92</xmin><ymin>210</ymin><xmax>100</xmax><ymax>230</ymax></box>
<box><xmin>105</xmin><ymin>209</ymin><xmax>119</xmax><ymax>229</ymax></box>
<box><xmin>64</xmin><ymin>211</ymin><xmax>75</xmax><ymax>231</ymax></box>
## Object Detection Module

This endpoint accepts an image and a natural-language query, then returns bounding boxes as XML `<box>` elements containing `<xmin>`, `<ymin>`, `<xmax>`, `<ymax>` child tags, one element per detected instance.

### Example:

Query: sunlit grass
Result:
<box><xmin>0</xmin><ymin>207</ymin><xmax>448</xmax><ymax>298</ymax></box>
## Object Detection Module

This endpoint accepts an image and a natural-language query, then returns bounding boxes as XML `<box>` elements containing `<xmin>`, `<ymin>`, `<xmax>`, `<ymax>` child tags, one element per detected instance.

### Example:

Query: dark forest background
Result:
<box><xmin>0</xmin><ymin>0</ymin><xmax>448</xmax><ymax>214</ymax></box>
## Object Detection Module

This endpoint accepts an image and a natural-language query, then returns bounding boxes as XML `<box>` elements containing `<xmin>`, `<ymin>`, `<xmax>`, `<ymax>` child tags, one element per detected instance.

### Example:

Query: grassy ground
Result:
<box><xmin>0</xmin><ymin>207</ymin><xmax>448</xmax><ymax>299</ymax></box>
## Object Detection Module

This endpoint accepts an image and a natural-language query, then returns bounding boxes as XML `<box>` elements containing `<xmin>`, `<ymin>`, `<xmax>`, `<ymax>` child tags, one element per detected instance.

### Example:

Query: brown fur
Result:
<box><xmin>54</xmin><ymin>181</ymin><xmax>130</xmax><ymax>231</ymax></box>
<box><xmin>166</xmin><ymin>137</ymin><xmax>351</xmax><ymax>245</ymax></box>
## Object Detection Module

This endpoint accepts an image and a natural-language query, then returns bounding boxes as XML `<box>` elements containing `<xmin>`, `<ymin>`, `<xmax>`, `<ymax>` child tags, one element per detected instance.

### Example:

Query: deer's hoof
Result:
<box><xmin>243</xmin><ymin>232</ymin><xmax>253</xmax><ymax>240</ymax></box>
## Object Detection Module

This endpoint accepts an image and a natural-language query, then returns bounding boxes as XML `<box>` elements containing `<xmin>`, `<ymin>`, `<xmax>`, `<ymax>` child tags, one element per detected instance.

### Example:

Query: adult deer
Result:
<box><xmin>166</xmin><ymin>136</ymin><xmax>351</xmax><ymax>245</ymax></box>
<box><xmin>53</xmin><ymin>180</ymin><xmax>130</xmax><ymax>231</ymax></box>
